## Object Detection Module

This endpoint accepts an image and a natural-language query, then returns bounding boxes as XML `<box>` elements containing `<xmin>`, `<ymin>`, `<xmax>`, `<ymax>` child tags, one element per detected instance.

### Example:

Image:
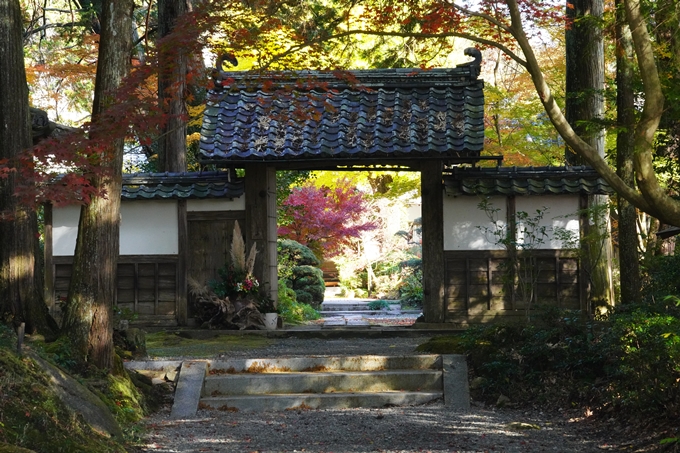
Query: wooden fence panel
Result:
<box><xmin>444</xmin><ymin>250</ymin><xmax>583</xmax><ymax>323</ymax></box>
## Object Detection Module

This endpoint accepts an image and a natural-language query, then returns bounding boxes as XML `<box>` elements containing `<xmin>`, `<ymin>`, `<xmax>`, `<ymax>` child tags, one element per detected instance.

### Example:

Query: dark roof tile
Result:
<box><xmin>444</xmin><ymin>166</ymin><xmax>612</xmax><ymax>196</ymax></box>
<box><xmin>121</xmin><ymin>171</ymin><xmax>244</xmax><ymax>200</ymax></box>
<box><xmin>199</xmin><ymin>67</ymin><xmax>484</xmax><ymax>164</ymax></box>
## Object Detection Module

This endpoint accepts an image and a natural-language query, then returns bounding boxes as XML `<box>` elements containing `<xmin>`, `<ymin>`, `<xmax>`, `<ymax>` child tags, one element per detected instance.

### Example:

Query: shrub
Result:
<box><xmin>277</xmin><ymin>239</ymin><xmax>325</xmax><ymax>308</ymax></box>
<box><xmin>398</xmin><ymin>264</ymin><xmax>423</xmax><ymax>307</ymax></box>
<box><xmin>290</xmin><ymin>265</ymin><xmax>325</xmax><ymax>308</ymax></box>
<box><xmin>416</xmin><ymin>300</ymin><xmax>680</xmax><ymax>419</ymax></box>
<box><xmin>367</xmin><ymin>300</ymin><xmax>390</xmax><ymax>310</ymax></box>
<box><xmin>642</xmin><ymin>255</ymin><xmax>680</xmax><ymax>303</ymax></box>
<box><xmin>277</xmin><ymin>280</ymin><xmax>320</xmax><ymax>324</ymax></box>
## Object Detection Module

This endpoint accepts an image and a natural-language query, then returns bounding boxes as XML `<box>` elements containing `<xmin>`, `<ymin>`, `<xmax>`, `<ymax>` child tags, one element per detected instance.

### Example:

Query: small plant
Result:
<box><xmin>367</xmin><ymin>300</ymin><xmax>390</xmax><ymax>310</ymax></box>
<box><xmin>276</xmin><ymin>280</ymin><xmax>320</xmax><ymax>324</ymax></box>
<box><xmin>477</xmin><ymin>198</ymin><xmax>552</xmax><ymax>322</ymax></box>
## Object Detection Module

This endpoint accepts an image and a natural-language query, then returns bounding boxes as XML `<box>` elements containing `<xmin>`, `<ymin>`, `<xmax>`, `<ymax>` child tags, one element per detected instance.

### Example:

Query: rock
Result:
<box><xmin>124</xmin><ymin>328</ymin><xmax>147</xmax><ymax>359</ymax></box>
<box><xmin>0</xmin><ymin>443</ymin><xmax>37</xmax><ymax>453</ymax></box>
<box><xmin>165</xmin><ymin>367</ymin><xmax>179</xmax><ymax>383</ymax></box>
<box><xmin>496</xmin><ymin>394</ymin><xmax>511</xmax><ymax>407</ymax></box>
<box><xmin>27</xmin><ymin>353</ymin><xmax>124</xmax><ymax>439</ymax></box>
<box><xmin>506</xmin><ymin>421</ymin><xmax>541</xmax><ymax>430</ymax></box>
<box><xmin>469</xmin><ymin>376</ymin><xmax>486</xmax><ymax>390</ymax></box>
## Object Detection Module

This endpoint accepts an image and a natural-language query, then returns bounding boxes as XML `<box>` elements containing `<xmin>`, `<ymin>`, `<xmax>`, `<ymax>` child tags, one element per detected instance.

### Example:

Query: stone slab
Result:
<box><xmin>208</xmin><ymin>355</ymin><xmax>442</xmax><ymax>373</ymax></box>
<box><xmin>442</xmin><ymin>354</ymin><xmax>470</xmax><ymax>412</ymax></box>
<box><xmin>170</xmin><ymin>360</ymin><xmax>208</xmax><ymax>419</ymax></box>
<box><xmin>204</xmin><ymin>370</ymin><xmax>443</xmax><ymax>395</ymax></box>
<box><xmin>200</xmin><ymin>391</ymin><xmax>442</xmax><ymax>412</ymax></box>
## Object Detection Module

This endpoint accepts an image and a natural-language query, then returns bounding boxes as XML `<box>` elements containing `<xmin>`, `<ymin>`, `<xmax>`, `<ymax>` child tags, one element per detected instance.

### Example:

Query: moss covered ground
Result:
<box><xmin>145</xmin><ymin>330</ymin><xmax>272</xmax><ymax>358</ymax></box>
<box><xmin>0</xmin><ymin>325</ymin><xmax>127</xmax><ymax>453</ymax></box>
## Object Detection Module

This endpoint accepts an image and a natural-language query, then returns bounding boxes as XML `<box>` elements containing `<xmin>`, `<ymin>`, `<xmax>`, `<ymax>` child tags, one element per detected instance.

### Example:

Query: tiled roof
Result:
<box><xmin>121</xmin><ymin>172</ymin><xmax>244</xmax><ymax>200</ymax></box>
<box><xmin>444</xmin><ymin>166</ymin><xmax>612</xmax><ymax>196</ymax></box>
<box><xmin>199</xmin><ymin>66</ymin><xmax>484</xmax><ymax>164</ymax></box>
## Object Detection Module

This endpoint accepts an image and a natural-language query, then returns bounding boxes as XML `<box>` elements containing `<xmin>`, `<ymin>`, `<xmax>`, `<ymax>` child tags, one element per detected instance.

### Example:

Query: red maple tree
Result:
<box><xmin>278</xmin><ymin>178</ymin><xmax>377</xmax><ymax>258</ymax></box>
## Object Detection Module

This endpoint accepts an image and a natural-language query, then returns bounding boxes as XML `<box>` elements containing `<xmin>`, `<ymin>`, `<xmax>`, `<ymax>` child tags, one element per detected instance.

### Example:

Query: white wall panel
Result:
<box><xmin>515</xmin><ymin>195</ymin><xmax>580</xmax><ymax>249</ymax></box>
<box><xmin>120</xmin><ymin>201</ymin><xmax>178</xmax><ymax>254</ymax></box>
<box><xmin>187</xmin><ymin>195</ymin><xmax>245</xmax><ymax>212</ymax></box>
<box><xmin>52</xmin><ymin>205</ymin><xmax>81</xmax><ymax>256</ymax></box>
<box><xmin>443</xmin><ymin>196</ymin><xmax>507</xmax><ymax>250</ymax></box>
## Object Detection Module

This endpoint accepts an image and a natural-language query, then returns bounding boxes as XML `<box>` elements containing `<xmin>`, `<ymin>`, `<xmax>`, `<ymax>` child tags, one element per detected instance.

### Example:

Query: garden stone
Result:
<box><xmin>496</xmin><ymin>394</ymin><xmax>511</xmax><ymax>407</ymax></box>
<box><xmin>124</xmin><ymin>328</ymin><xmax>147</xmax><ymax>359</ymax></box>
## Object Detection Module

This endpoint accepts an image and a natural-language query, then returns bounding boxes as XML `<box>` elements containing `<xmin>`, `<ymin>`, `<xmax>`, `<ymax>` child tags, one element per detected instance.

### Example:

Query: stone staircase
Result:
<box><xmin>199</xmin><ymin>355</ymin><xmax>444</xmax><ymax>412</ymax></box>
<box><xmin>127</xmin><ymin>354</ymin><xmax>470</xmax><ymax>417</ymax></box>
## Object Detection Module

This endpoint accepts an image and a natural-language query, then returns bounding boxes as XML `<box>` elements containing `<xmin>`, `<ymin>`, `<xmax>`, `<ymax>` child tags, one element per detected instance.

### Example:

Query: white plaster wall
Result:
<box><xmin>515</xmin><ymin>195</ymin><xmax>580</xmax><ymax>249</ymax></box>
<box><xmin>53</xmin><ymin>201</ymin><xmax>179</xmax><ymax>256</ymax></box>
<box><xmin>120</xmin><ymin>201</ymin><xmax>178</xmax><ymax>254</ymax></box>
<box><xmin>52</xmin><ymin>205</ymin><xmax>81</xmax><ymax>256</ymax></box>
<box><xmin>187</xmin><ymin>195</ymin><xmax>245</xmax><ymax>212</ymax></box>
<box><xmin>443</xmin><ymin>195</ymin><xmax>507</xmax><ymax>250</ymax></box>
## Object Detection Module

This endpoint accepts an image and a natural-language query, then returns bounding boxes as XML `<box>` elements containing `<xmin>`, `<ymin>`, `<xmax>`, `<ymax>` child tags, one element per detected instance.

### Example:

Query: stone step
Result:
<box><xmin>204</xmin><ymin>369</ymin><xmax>443</xmax><ymax>396</ymax></box>
<box><xmin>200</xmin><ymin>391</ymin><xmax>443</xmax><ymax>412</ymax></box>
<box><xmin>320</xmin><ymin>300</ymin><xmax>401</xmax><ymax>312</ymax></box>
<box><xmin>207</xmin><ymin>355</ymin><xmax>442</xmax><ymax>373</ymax></box>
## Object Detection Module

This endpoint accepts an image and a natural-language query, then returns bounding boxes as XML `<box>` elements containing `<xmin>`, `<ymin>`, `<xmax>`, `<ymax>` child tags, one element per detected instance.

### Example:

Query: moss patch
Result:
<box><xmin>0</xmin><ymin>443</ymin><xmax>35</xmax><ymax>453</ymax></box>
<box><xmin>0</xmin><ymin>326</ymin><xmax>125</xmax><ymax>453</ymax></box>
<box><xmin>416</xmin><ymin>335</ymin><xmax>468</xmax><ymax>354</ymax></box>
<box><xmin>146</xmin><ymin>330</ymin><xmax>272</xmax><ymax>358</ymax></box>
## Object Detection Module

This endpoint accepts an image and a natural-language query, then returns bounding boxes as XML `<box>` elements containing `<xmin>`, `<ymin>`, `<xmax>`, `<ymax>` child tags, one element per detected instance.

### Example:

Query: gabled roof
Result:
<box><xmin>444</xmin><ymin>166</ymin><xmax>612</xmax><ymax>196</ymax></box>
<box><xmin>199</xmin><ymin>62</ymin><xmax>485</xmax><ymax>166</ymax></box>
<box><xmin>121</xmin><ymin>171</ymin><xmax>243</xmax><ymax>200</ymax></box>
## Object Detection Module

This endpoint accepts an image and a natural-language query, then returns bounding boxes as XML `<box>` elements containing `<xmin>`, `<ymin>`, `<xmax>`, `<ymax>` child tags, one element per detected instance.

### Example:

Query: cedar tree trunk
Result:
<box><xmin>0</xmin><ymin>0</ymin><xmax>56</xmax><ymax>335</ymax></box>
<box><xmin>616</xmin><ymin>0</ymin><xmax>642</xmax><ymax>304</ymax></box>
<box><xmin>157</xmin><ymin>0</ymin><xmax>190</xmax><ymax>172</ymax></box>
<box><xmin>565</xmin><ymin>0</ymin><xmax>614</xmax><ymax>310</ymax></box>
<box><xmin>61</xmin><ymin>0</ymin><xmax>133</xmax><ymax>370</ymax></box>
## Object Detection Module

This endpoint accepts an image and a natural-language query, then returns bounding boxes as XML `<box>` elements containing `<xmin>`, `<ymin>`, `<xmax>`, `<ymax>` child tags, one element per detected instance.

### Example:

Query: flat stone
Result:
<box><xmin>346</xmin><ymin>319</ymin><xmax>370</xmax><ymax>327</ymax></box>
<box><xmin>170</xmin><ymin>360</ymin><xmax>208</xmax><ymax>419</ymax></box>
<box><xmin>442</xmin><ymin>354</ymin><xmax>470</xmax><ymax>412</ymax></box>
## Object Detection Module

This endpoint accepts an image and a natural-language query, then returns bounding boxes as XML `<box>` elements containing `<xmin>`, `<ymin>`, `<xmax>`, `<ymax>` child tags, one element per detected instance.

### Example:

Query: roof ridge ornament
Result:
<box><xmin>456</xmin><ymin>47</ymin><xmax>482</xmax><ymax>79</ymax></box>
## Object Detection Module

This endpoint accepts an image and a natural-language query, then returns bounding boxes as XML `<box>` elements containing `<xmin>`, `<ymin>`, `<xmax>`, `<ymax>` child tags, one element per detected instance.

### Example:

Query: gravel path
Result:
<box><xmin>135</xmin><ymin>336</ymin><xmax>617</xmax><ymax>452</ymax></box>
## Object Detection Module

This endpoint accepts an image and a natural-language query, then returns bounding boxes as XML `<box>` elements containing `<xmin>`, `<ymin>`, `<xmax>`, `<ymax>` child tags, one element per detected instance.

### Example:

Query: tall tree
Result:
<box><xmin>615</xmin><ymin>0</ymin><xmax>642</xmax><ymax>304</ymax></box>
<box><xmin>564</xmin><ymin>0</ymin><xmax>614</xmax><ymax>309</ymax></box>
<box><xmin>157</xmin><ymin>0</ymin><xmax>190</xmax><ymax>172</ymax></box>
<box><xmin>0</xmin><ymin>0</ymin><xmax>55</xmax><ymax>335</ymax></box>
<box><xmin>61</xmin><ymin>0</ymin><xmax>133</xmax><ymax>370</ymax></box>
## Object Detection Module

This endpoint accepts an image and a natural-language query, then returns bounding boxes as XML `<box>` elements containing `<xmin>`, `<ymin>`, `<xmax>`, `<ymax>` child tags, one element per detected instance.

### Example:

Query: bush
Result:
<box><xmin>277</xmin><ymin>280</ymin><xmax>320</xmax><ymax>324</ymax></box>
<box><xmin>290</xmin><ymin>265</ymin><xmax>325</xmax><ymax>308</ymax></box>
<box><xmin>642</xmin><ymin>255</ymin><xmax>680</xmax><ymax>303</ymax></box>
<box><xmin>277</xmin><ymin>240</ymin><xmax>325</xmax><ymax>308</ymax></box>
<box><xmin>399</xmin><ymin>266</ymin><xmax>423</xmax><ymax>307</ymax></box>
<box><xmin>416</xmin><ymin>300</ymin><xmax>680</xmax><ymax>419</ymax></box>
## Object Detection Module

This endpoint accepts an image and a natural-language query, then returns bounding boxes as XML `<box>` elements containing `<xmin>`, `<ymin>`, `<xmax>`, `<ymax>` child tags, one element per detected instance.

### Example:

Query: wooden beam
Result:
<box><xmin>244</xmin><ymin>165</ymin><xmax>277</xmax><ymax>303</ymax></box>
<box><xmin>43</xmin><ymin>203</ymin><xmax>55</xmax><ymax>312</ymax></box>
<box><xmin>578</xmin><ymin>194</ymin><xmax>590</xmax><ymax>314</ymax></box>
<box><xmin>177</xmin><ymin>199</ymin><xmax>188</xmax><ymax>325</ymax></box>
<box><xmin>420</xmin><ymin>160</ymin><xmax>445</xmax><ymax>323</ymax></box>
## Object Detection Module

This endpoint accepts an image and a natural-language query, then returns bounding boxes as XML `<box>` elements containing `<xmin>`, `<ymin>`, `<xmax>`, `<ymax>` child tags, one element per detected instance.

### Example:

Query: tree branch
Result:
<box><xmin>505</xmin><ymin>0</ymin><xmax>663</xmax><ymax>219</ymax></box>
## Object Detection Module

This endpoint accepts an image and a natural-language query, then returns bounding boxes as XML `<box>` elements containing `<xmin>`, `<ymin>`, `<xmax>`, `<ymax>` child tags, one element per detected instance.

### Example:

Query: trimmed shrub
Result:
<box><xmin>277</xmin><ymin>280</ymin><xmax>320</xmax><ymax>324</ymax></box>
<box><xmin>277</xmin><ymin>239</ymin><xmax>325</xmax><ymax>308</ymax></box>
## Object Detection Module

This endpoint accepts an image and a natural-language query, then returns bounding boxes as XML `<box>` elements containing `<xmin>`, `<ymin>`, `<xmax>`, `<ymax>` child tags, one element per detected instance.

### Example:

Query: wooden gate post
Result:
<box><xmin>421</xmin><ymin>161</ymin><xmax>446</xmax><ymax>323</ymax></box>
<box><xmin>244</xmin><ymin>165</ymin><xmax>278</xmax><ymax>306</ymax></box>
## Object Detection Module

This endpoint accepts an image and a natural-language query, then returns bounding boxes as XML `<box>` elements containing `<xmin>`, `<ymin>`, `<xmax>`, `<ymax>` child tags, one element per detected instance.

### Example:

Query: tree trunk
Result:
<box><xmin>61</xmin><ymin>0</ymin><xmax>133</xmax><ymax>370</ymax></box>
<box><xmin>565</xmin><ymin>0</ymin><xmax>614</xmax><ymax>310</ymax></box>
<box><xmin>565</xmin><ymin>0</ymin><xmax>605</xmax><ymax>165</ymax></box>
<box><xmin>616</xmin><ymin>0</ymin><xmax>642</xmax><ymax>304</ymax></box>
<box><xmin>0</xmin><ymin>0</ymin><xmax>56</xmax><ymax>336</ymax></box>
<box><xmin>157</xmin><ymin>0</ymin><xmax>190</xmax><ymax>172</ymax></box>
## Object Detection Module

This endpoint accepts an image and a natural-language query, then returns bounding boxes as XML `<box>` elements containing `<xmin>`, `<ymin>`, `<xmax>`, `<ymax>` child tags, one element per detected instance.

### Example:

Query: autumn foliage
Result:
<box><xmin>278</xmin><ymin>179</ymin><xmax>377</xmax><ymax>258</ymax></box>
